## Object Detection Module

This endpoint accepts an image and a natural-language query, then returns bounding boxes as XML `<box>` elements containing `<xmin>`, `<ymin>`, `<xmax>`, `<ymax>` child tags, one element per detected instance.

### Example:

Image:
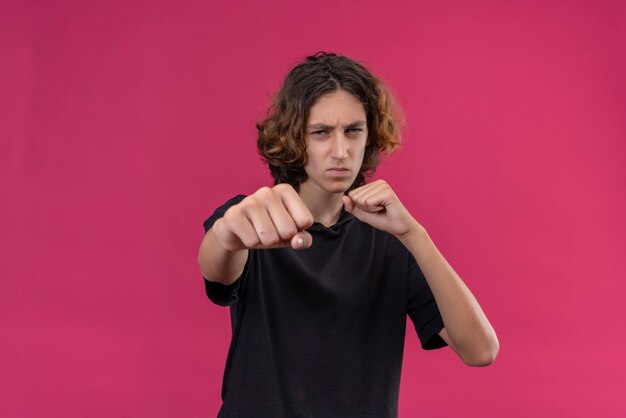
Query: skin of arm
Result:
<box><xmin>343</xmin><ymin>180</ymin><xmax>499</xmax><ymax>366</ymax></box>
<box><xmin>198</xmin><ymin>223</ymin><xmax>248</xmax><ymax>285</ymax></box>
<box><xmin>397</xmin><ymin>227</ymin><xmax>499</xmax><ymax>366</ymax></box>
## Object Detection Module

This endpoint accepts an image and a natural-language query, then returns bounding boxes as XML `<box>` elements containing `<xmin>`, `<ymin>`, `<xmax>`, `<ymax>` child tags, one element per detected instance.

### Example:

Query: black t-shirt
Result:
<box><xmin>203</xmin><ymin>195</ymin><xmax>447</xmax><ymax>418</ymax></box>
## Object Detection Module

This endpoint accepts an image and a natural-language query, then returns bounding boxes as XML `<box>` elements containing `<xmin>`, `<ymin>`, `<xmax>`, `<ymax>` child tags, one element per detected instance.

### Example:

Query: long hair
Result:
<box><xmin>256</xmin><ymin>52</ymin><xmax>402</xmax><ymax>191</ymax></box>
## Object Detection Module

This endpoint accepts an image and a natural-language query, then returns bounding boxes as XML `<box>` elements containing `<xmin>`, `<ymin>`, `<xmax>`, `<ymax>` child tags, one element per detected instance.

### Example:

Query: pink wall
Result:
<box><xmin>2</xmin><ymin>0</ymin><xmax>625</xmax><ymax>416</ymax></box>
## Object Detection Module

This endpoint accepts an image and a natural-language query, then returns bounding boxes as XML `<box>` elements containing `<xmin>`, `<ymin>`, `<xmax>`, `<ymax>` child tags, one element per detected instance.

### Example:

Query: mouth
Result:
<box><xmin>327</xmin><ymin>168</ymin><xmax>350</xmax><ymax>177</ymax></box>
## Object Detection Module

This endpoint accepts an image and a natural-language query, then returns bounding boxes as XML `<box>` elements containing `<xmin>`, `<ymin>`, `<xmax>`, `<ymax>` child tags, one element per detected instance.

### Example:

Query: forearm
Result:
<box><xmin>398</xmin><ymin>223</ymin><xmax>499</xmax><ymax>365</ymax></box>
<box><xmin>198</xmin><ymin>219</ymin><xmax>248</xmax><ymax>285</ymax></box>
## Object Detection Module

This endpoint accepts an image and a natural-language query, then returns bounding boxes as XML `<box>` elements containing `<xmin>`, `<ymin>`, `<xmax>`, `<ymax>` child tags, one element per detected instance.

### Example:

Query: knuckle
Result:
<box><xmin>217</xmin><ymin>216</ymin><xmax>230</xmax><ymax>231</ymax></box>
<box><xmin>223</xmin><ymin>205</ymin><xmax>236</xmax><ymax>217</ymax></box>
<box><xmin>273</xmin><ymin>183</ymin><xmax>292</xmax><ymax>192</ymax></box>
<box><xmin>257</xmin><ymin>186</ymin><xmax>271</xmax><ymax>195</ymax></box>
<box><xmin>274</xmin><ymin>183</ymin><xmax>296</xmax><ymax>196</ymax></box>
<box><xmin>252</xmin><ymin>187</ymin><xmax>272</xmax><ymax>201</ymax></box>
<box><xmin>222</xmin><ymin>208</ymin><xmax>238</xmax><ymax>224</ymax></box>
<box><xmin>259</xmin><ymin>186</ymin><xmax>283</xmax><ymax>204</ymax></box>
<box><xmin>243</xmin><ymin>197</ymin><xmax>261</xmax><ymax>211</ymax></box>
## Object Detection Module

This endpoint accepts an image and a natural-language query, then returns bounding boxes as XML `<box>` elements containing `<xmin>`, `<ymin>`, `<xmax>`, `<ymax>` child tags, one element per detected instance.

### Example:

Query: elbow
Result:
<box><xmin>462</xmin><ymin>336</ymin><xmax>500</xmax><ymax>367</ymax></box>
<box><xmin>464</xmin><ymin>349</ymin><xmax>497</xmax><ymax>367</ymax></box>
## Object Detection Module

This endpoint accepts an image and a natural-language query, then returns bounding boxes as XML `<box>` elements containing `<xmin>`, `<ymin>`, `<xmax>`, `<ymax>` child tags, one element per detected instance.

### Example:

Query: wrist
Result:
<box><xmin>395</xmin><ymin>219</ymin><xmax>427</xmax><ymax>242</ymax></box>
<box><xmin>396</xmin><ymin>223</ymin><xmax>437</xmax><ymax>265</ymax></box>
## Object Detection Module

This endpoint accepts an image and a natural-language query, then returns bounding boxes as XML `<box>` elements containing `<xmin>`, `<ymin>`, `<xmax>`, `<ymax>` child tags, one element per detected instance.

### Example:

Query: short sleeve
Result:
<box><xmin>406</xmin><ymin>253</ymin><xmax>448</xmax><ymax>350</ymax></box>
<box><xmin>202</xmin><ymin>194</ymin><xmax>247</xmax><ymax>307</ymax></box>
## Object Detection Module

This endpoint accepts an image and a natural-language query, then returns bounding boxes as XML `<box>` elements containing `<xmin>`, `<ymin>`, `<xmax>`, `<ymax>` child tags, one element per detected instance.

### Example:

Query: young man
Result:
<box><xmin>198</xmin><ymin>52</ymin><xmax>499</xmax><ymax>417</ymax></box>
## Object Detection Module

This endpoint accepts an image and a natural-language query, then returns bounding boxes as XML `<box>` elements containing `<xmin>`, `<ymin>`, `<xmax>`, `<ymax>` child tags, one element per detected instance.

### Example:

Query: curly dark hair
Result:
<box><xmin>256</xmin><ymin>52</ymin><xmax>402</xmax><ymax>191</ymax></box>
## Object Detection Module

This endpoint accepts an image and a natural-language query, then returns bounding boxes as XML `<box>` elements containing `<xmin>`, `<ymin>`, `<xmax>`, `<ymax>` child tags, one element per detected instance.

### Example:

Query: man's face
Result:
<box><xmin>300</xmin><ymin>89</ymin><xmax>368</xmax><ymax>196</ymax></box>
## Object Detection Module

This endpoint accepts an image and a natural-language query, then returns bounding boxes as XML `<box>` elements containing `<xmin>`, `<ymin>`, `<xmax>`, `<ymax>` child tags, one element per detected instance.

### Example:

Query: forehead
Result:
<box><xmin>307</xmin><ymin>89</ymin><xmax>366</xmax><ymax>123</ymax></box>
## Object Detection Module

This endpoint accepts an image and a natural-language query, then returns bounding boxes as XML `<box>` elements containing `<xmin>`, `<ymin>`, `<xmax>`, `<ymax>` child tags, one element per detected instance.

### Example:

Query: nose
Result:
<box><xmin>330</xmin><ymin>132</ymin><xmax>348</xmax><ymax>160</ymax></box>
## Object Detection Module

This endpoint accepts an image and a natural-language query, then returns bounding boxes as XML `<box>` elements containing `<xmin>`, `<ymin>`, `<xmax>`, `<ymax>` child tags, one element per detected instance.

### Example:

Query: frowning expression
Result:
<box><xmin>300</xmin><ymin>89</ymin><xmax>368</xmax><ymax>196</ymax></box>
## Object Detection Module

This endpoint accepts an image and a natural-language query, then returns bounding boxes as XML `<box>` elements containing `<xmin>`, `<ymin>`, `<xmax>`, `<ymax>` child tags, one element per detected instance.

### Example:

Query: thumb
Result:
<box><xmin>342</xmin><ymin>195</ymin><xmax>370</xmax><ymax>223</ymax></box>
<box><xmin>290</xmin><ymin>230</ymin><xmax>313</xmax><ymax>250</ymax></box>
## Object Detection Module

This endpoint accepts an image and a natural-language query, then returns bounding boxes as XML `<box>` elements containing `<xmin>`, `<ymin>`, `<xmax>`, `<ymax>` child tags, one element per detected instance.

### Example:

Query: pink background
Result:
<box><xmin>2</xmin><ymin>0</ymin><xmax>625</xmax><ymax>416</ymax></box>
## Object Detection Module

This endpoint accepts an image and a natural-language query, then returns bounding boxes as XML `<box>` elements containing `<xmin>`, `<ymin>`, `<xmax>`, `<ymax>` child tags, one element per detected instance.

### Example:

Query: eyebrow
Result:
<box><xmin>307</xmin><ymin>120</ymin><xmax>367</xmax><ymax>130</ymax></box>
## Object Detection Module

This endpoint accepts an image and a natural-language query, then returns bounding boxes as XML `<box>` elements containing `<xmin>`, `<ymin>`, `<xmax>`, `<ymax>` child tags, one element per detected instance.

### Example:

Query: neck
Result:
<box><xmin>298</xmin><ymin>183</ymin><xmax>344</xmax><ymax>227</ymax></box>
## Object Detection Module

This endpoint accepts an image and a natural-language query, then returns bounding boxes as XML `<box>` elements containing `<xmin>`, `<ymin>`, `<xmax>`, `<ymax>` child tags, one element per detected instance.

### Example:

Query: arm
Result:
<box><xmin>198</xmin><ymin>184</ymin><xmax>314</xmax><ymax>285</ymax></box>
<box><xmin>397</xmin><ymin>226</ymin><xmax>499</xmax><ymax>366</ymax></box>
<box><xmin>343</xmin><ymin>180</ymin><xmax>499</xmax><ymax>366</ymax></box>
<box><xmin>198</xmin><ymin>223</ymin><xmax>248</xmax><ymax>285</ymax></box>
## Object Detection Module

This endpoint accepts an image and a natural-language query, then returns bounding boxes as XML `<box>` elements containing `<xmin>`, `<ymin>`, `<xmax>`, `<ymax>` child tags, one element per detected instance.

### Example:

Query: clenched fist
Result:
<box><xmin>342</xmin><ymin>179</ymin><xmax>421</xmax><ymax>238</ymax></box>
<box><xmin>213</xmin><ymin>183</ymin><xmax>315</xmax><ymax>252</ymax></box>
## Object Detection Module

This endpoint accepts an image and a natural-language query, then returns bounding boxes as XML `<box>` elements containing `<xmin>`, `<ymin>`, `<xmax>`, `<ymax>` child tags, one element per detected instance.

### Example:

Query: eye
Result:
<box><xmin>346</xmin><ymin>128</ymin><xmax>364</xmax><ymax>136</ymax></box>
<box><xmin>310</xmin><ymin>130</ymin><xmax>328</xmax><ymax>136</ymax></box>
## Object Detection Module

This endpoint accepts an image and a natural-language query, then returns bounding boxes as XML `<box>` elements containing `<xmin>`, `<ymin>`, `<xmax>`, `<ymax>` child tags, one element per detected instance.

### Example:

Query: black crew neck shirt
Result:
<box><xmin>203</xmin><ymin>195</ymin><xmax>447</xmax><ymax>418</ymax></box>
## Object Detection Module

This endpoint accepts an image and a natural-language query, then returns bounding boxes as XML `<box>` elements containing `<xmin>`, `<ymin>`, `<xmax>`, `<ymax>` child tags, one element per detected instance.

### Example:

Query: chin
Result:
<box><xmin>324</xmin><ymin>181</ymin><xmax>352</xmax><ymax>194</ymax></box>
<box><xmin>303</xmin><ymin>175</ymin><xmax>355</xmax><ymax>195</ymax></box>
